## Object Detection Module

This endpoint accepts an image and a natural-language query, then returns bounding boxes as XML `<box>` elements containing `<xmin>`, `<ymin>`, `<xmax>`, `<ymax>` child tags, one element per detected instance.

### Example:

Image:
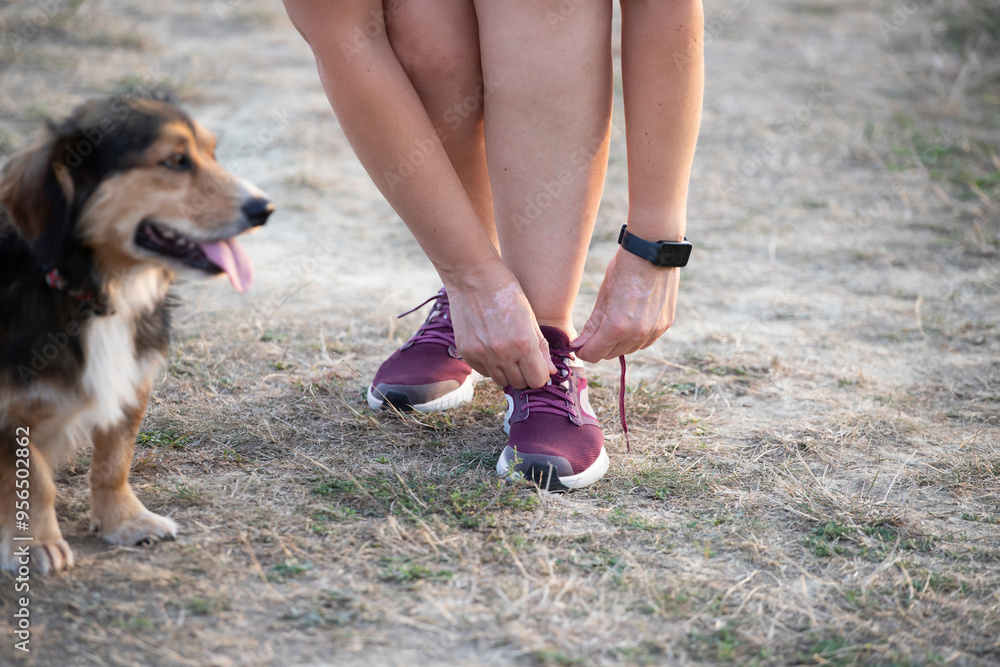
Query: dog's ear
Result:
<box><xmin>0</xmin><ymin>121</ymin><xmax>87</xmax><ymax>266</ymax></box>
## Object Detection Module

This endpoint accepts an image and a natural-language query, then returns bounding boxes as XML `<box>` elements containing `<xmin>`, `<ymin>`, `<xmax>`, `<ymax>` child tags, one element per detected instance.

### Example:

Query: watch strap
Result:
<box><xmin>617</xmin><ymin>225</ymin><xmax>692</xmax><ymax>267</ymax></box>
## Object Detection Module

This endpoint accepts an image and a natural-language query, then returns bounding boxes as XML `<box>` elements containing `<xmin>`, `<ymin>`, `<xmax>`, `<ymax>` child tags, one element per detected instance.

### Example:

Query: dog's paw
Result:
<box><xmin>32</xmin><ymin>540</ymin><xmax>75</xmax><ymax>574</ymax></box>
<box><xmin>1</xmin><ymin>540</ymin><xmax>75</xmax><ymax>575</ymax></box>
<box><xmin>2</xmin><ymin>537</ymin><xmax>75</xmax><ymax>575</ymax></box>
<box><xmin>94</xmin><ymin>510</ymin><xmax>178</xmax><ymax>546</ymax></box>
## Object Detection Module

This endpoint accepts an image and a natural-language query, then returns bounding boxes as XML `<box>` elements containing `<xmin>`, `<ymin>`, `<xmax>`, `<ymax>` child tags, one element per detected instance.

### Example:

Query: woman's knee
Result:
<box><xmin>386</xmin><ymin>3</ymin><xmax>483</xmax><ymax>115</ymax></box>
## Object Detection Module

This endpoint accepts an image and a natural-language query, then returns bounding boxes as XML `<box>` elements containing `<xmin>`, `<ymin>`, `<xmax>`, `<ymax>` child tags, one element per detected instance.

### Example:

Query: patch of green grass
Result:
<box><xmin>186</xmin><ymin>596</ymin><xmax>229</xmax><ymax>615</ymax></box>
<box><xmin>311</xmin><ymin>479</ymin><xmax>358</xmax><ymax>496</ymax></box>
<box><xmin>118</xmin><ymin>614</ymin><xmax>154</xmax><ymax>630</ymax></box>
<box><xmin>607</xmin><ymin>508</ymin><xmax>661</xmax><ymax>532</ymax></box>
<box><xmin>310</xmin><ymin>506</ymin><xmax>358</xmax><ymax>524</ymax></box>
<box><xmin>447</xmin><ymin>449</ymin><xmax>496</xmax><ymax>474</ymax></box>
<box><xmin>612</xmin><ymin>642</ymin><xmax>667</xmax><ymax>665</ymax></box>
<box><xmin>380</xmin><ymin>556</ymin><xmax>453</xmax><ymax>587</ymax></box>
<box><xmin>905</xmin><ymin>566</ymin><xmax>972</xmax><ymax>596</ymax></box>
<box><xmin>796</xmin><ymin>634</ymin><xmax>854</xmax><ymax>666</ymax></box>
<box><xmin>664</xmin><ymin>382</ymin><xmax>703</xmax><ymax>396</ymax></box>
<box><xmin>170</xmin><ymin>483</ymin><xmax>205</xmax><ymax>504</ymax></box>
<box><xmin>531</xmin><ymin>650</ymin><xmax>584</xmax><ymax>666</ymax></box>
<box><xmin>815</xmin><ymin>520</ymin><xmax>851</xmax><ymax>540</ymax></box>
<box><xmin>629</xmin><ymin>462</ymin><xmax>707</xmax><ymax>501</ymax></box>
<box><xmin>136</xmin><ymin>429</ymin><xmax>192</xmax><ymax>449</ymax></box>
<box><xmin>689</xmin><ymin>624</ymin><xmax>747</xmax><ymax>662</ymax></box>
<box><xmin>567</xmin><ymin>548</ymin><xmax>625</xmax><ymax>572</ymax></box>
<box><xmin>706</xmin><ymin>364</ymin><xmax>748</xmax><ymax>377</ymax></box>
<box><xmin>939</xmin><ymin>1</ymin><xmax>1000</xmax><ymax>59</ymax></box>
<box><xmin>270</xmin><ymin>559</ymin><xmax>313</xmax><ymax>581</ymax></box>
<box><xmin>308</xmin><ymin>471</ymin><xmax>539</xmax><ymax>530</ymax></box>
<box><xmin>260</xmin><ymin>329</ymin><xmax>288</xmax><ymax>342</ymax></box>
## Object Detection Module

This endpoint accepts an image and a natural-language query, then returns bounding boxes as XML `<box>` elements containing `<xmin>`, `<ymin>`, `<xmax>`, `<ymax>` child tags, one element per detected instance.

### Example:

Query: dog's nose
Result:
<box><xmin>242</xmin><ymin>197</ymin><xmax>274</xmax><ymax>227</ymax></box>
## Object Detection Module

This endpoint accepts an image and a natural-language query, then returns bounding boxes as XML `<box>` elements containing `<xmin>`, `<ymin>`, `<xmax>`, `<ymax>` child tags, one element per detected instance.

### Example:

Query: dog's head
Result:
<box><xmin>0</xmin><ymin>95</ymin><xmax>272</xmax><ymax>293</ymax></box>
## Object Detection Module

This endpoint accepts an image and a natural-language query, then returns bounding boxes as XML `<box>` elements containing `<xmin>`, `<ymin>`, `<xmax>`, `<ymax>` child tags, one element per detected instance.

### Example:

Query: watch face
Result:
<box><xmin>657</xmin><ymin>242</ymin><xmax>692</xmax><ymax>267</ymax></box>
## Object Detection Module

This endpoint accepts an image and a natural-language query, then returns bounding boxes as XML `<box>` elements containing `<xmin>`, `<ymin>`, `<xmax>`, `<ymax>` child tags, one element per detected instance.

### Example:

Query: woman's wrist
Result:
<box><xmin>624</xmin><ymin>208</ymin><xmax>687</xmax><ymax>243</ymax></box>
<box><xmin>614</xmin><ymin>243</ymin><xmax>681</xmax><ymax>276</ymax></box>
<box><xmin>438</xmin><ymin>256</ymin><xmax>514</xmax><ymax>294</ymax></box>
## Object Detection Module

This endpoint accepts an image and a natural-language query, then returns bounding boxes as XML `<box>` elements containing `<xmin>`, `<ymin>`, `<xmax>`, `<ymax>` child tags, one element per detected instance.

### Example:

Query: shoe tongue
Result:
<box><xmin>539</xmin><ymin>326</ymin><xmax>572</xmax><ymax>349</ymax></box>
<box><xmin>198</xmin><ymin>238</ymin><xmax>254</xmax><ymax>293</ymax></box>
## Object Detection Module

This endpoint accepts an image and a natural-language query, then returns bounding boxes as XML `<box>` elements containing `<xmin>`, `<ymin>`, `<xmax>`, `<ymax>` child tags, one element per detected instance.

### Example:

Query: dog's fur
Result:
<box><xmin>0</xmin><ymin>96</ymin><xmax>272</xmax><ymax>574</ymax></box>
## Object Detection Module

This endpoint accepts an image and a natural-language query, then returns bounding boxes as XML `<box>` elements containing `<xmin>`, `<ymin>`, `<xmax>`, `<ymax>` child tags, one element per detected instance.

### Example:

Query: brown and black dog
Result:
<box><xmin>0</xmin><ymin>96</ymin><xmax>272</xmax><ymax>574</ymax></box>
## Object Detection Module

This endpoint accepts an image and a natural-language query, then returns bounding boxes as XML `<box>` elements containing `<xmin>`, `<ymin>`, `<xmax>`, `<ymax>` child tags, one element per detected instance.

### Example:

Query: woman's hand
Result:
<box><xmin>571</xmin><ymin>248</ymin><xmax>680</xmax><ymax>362</ymax></box>
<box><xmin>444</xmin><ymin>260</ymin><xmax>557</xmax><ymax>390</ymax></box>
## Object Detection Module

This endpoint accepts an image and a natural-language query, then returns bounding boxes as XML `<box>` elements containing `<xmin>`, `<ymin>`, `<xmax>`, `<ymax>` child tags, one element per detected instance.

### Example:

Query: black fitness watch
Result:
<box><xmin>617</xmin><ymin>225</ymin><xmax>693</xmax><ymax>267</ymax></box>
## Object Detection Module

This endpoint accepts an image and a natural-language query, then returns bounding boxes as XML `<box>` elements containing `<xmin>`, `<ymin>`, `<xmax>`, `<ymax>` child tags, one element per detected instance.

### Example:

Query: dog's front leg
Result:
<box><xmin>0</xmin><ymin>431</ymin><xmax>75</xmax><ymax>575</ymax></box>
<box><xmin>89</xmin><ymin>388</ymin><xmax>177</xmax><ymax>547</ymax></box>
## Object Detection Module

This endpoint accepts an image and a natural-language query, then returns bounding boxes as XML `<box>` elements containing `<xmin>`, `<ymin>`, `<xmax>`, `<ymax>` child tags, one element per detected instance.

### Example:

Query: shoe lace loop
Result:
<box><xmin>397</xmin><ymin>291</ymin><xmax>456</xmax><ymax>349</ymax></box>
<box><xmin>520</xmin><ymin>346</ymin><xmax>631</xmax><ymax>452</ymax></box>
<box><xmin>518</xmin><ymin>345</ymin><xmax>578</xmax><ymax>418</ymax></box>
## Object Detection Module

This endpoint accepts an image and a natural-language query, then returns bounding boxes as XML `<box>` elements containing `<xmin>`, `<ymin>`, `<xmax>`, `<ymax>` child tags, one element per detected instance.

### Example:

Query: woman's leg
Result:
<box><xmin>284</xmin><ymin>0</ymin><xmax>556</xmax><ymax>390</ymax></box>
<box><xmin>473</xmin><ymin>0</ymin><xmax>614</xmax><ymax>336</ymax></box>
<box><xmin>386</xmin><ymin>0</ymin><xmax>496</xmax><ymax>248</ymax></box>
<box><xmin>282</xmin><ymin>0</ymin><xmax>497</xmax><ymax>280</ymax></box>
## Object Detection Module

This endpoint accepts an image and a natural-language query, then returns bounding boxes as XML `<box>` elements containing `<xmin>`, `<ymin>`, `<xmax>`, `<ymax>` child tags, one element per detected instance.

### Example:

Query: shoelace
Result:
<box><xmin>518</xmin><ymin>346</ymin><xmax>630</xmax><ymax>452</ymax></box>
<box><xmin>401</xmin><ymin>291</ymin><xmax>631</xmax><ymax>450</ymax></box>
<box><xmin>397</xmin><ymin>291</ymin><xmax>457</xmax><ymax>348</ymax></box>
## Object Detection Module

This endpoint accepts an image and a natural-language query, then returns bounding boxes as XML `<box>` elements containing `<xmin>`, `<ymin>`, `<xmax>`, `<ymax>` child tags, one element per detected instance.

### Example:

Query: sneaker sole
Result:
<box><xmin>497</xmin><ymin>396</ymin><xmax>609</xmax><ymax>490</ymax></box>
<box><xmin>367</xmin><ymin>372</ymin><xmax>480</xmax><ymax>413</ymax></box>
<box><xmin>496</xmin><ymin>445</ymin><xmax>609</xmax><ymax>491</ymax></box>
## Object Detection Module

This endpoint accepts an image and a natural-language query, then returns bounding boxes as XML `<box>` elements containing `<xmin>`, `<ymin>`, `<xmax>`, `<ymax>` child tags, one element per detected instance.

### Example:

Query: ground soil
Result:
<box><xmin>0</xmin><ymin>0</ymin><xmax>998</xmax><ymax>665</ymax></box>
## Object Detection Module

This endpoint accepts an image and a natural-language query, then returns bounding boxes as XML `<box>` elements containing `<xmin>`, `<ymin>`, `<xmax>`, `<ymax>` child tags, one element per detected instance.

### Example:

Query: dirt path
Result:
<box><xmin>1</xmin><ymin>0</ymin><xmax>998</xmax><ymax>665</ymax></box>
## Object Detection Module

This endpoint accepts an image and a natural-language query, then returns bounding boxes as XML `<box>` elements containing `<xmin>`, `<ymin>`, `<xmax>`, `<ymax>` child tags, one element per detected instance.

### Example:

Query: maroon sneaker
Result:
<box><xmin>497</xmin><ymin>326</ymin><xmax>609</xmax><ymax>491</ymax></box>
<box><xmin>367</xmin><ymin>289</ymin><xmax>480</xmax><ymax>412</ymax></box>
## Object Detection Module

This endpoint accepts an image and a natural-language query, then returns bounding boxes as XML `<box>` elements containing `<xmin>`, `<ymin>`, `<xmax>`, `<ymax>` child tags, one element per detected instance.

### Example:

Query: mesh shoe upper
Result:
<box><xmin>501</xmin><ymin>326</ymin><xmax>606</xmax><ymax>486</ymax></box>
<box><xmin>369</xmin><ymin>289</ymin><xmax>475</xmax><ymax>410</ymax></box>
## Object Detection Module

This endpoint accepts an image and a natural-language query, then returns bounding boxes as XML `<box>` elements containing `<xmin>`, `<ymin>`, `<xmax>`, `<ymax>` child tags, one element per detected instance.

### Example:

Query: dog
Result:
<box><xmin>0</xmin><ymin>95</ymin><xmax>273</xmax><ymax>574</ymax></box>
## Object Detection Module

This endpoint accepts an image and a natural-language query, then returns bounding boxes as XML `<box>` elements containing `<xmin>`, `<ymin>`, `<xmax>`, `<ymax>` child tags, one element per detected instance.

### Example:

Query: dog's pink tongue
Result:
<box><xmin>198</xmin><ymin>238</ymin><xmax>254</xmax><ymax>293</ymax></box>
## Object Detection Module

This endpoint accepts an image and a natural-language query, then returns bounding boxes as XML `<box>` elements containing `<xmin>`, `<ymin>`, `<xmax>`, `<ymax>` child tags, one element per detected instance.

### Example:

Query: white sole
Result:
<box><xmin>367</xmin><ymin>372</ymin><xmax>481</xmax><ymax>413</ymax></box>
<box><xmin>496</xmin><ymin>446</ymin><xmax>609</xmax><ymax>490</ymax></box>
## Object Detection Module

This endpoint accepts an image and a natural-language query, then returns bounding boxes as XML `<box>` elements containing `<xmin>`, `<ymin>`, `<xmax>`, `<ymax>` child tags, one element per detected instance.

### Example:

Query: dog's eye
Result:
<box><xmin>161</xmin><ymin>153</ymin><xmax>192</xmax><ymax>171</ymax></box>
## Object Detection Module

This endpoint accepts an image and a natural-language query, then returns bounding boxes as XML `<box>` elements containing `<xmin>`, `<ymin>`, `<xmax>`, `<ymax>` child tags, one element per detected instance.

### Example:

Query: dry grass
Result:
<box><xmin>5</xmin><ymin>317</ymin><xmax>995</xmax><ymax>665</ymax></box>
<box><xmin>1</xmin><ymin>0</ymin><xmax>999</xmax><ymax>665</ymax></box>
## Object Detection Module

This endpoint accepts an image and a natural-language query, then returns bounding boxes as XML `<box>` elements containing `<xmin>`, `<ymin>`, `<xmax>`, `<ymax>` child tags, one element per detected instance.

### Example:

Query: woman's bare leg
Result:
<box><xmin>283</xmin><ymin>0</ymin><xmax>553</xmax><ymax>389</ymax></box>
<box><xmin>386</xmin><ymin>0</ymin><xmax>496</xmax><ymax>248</ymax></box>
<box><xmin>473</xmin><ymin>0</ymin><xmax>614</xmax><ymax>337</ymax></box>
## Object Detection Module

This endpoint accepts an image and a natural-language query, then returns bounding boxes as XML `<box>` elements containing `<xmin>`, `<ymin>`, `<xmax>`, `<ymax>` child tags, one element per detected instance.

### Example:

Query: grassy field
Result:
<box><xmin>1</xmin><ymin>0</ymin><xmax>998</xmax><ymax>665</ymax></box>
